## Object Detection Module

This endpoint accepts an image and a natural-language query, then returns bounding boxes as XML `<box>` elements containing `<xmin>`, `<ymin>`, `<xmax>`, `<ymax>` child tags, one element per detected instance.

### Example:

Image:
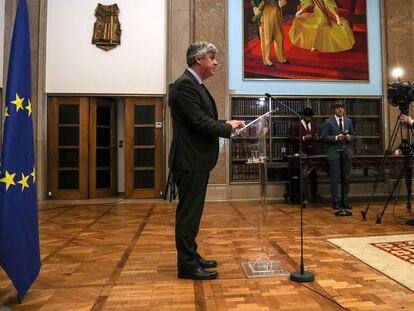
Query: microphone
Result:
<box><xmin>338</xmin><ymin>130</ymin><xmax>349</xmax><ymax>143</ymax></box>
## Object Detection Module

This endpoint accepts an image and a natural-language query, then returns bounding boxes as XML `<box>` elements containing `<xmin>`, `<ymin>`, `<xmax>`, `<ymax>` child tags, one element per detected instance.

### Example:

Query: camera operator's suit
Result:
<box><xmin>322</xmin><ymin>115</ymin><xmax>354</xmax><ymax>208</ymax></box>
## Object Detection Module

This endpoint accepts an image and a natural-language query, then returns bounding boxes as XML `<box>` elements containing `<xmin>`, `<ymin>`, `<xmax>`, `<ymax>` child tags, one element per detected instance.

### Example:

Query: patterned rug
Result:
<box><xmin>328</xmin><ymin>234</ymin><xmax>414</xmax><ymax>291</ymax></box>
<box><xmin>372</xmin><ymin>240</ymin><xmax>414</xmax><ymax>264</ymax></box>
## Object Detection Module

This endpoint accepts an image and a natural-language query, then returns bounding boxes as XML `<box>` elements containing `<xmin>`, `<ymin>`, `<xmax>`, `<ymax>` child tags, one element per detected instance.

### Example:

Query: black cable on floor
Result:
<box><xmin>299</xmin><ymin>282</ymin><xmax>350</xmax><ymax>311</ymax></box>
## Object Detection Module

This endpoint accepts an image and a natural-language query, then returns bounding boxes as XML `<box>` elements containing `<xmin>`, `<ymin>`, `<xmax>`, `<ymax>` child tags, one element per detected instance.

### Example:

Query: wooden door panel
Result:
<box><xmin>47</xmin><ymin>97</ymin><xmax>89</xmax><ymax>199</ymax></box>
<box><xmin>125</xmin><ymin>97</ymin><xmax>162</xmax><ymax>199</ymax></box>
<box><xmin>89</xmin><ymin>98</ymin><xmax>117</xmax><ymax>198</ymax></box>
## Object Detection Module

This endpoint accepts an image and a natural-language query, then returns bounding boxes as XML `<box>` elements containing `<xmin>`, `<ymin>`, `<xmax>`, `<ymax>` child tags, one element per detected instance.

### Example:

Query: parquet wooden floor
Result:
<box><xmin>1</xmin><ymin>200</ymin><xmax>414</xmax><ymax>310</ymax></box>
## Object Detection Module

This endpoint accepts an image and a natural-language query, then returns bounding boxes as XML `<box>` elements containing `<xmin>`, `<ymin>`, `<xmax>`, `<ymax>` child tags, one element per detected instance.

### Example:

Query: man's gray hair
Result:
<box><xmin>186</xmin><ymin>41</ymin><xmax>218</xmax><ymax>67</ymax></box>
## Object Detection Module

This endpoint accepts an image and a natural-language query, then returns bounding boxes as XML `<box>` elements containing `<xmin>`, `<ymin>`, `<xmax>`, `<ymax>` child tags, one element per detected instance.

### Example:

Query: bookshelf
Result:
<box><xmin>230</xmin><ymin>96</ymin><xmax>383</xmax><ymax>183</ymax></box>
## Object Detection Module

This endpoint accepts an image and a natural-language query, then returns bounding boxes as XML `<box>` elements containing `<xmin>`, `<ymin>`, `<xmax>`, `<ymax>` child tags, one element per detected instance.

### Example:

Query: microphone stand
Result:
<box><xmin>265</xmin><ymin>93</ymin><xmax>314</xmax><ymax>283</ymax></box>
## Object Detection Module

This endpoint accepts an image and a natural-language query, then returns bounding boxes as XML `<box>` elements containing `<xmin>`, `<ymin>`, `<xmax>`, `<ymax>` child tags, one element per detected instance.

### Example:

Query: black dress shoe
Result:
<box><xmin>178</xmin><ymin>267</ymin><xmax>218</xmax><ymax>280</ymax></box>
<box><xmin>197</xmin><ymin>257</ymin><xmax>217</xmax><ymax>269</ymax></box>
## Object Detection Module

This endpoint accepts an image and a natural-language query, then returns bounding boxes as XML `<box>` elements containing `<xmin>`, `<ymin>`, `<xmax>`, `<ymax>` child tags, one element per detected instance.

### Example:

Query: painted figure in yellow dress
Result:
<box><xmin>289</xmin><ymin>0</ymin><xmax>355</xmax><ymax>52</ymax></box>
<box><xmin>251</xmin><ymin>0</ymin><xmax>289</xmax><ymax>67</ymax></box>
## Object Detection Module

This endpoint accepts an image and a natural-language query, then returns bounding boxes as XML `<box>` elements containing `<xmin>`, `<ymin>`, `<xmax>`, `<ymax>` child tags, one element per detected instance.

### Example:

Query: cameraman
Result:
<box><xmin>400</xmin><ymin>114</ymin><xmax>414</xmax><ymax>128</ymax></box>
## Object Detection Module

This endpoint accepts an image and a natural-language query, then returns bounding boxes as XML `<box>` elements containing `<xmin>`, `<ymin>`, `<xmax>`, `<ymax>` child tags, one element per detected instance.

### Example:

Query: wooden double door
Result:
<box><xmin>47</xmin><ymin>96</ymin><xmax>163</xmax><ymax>200</ymax></box>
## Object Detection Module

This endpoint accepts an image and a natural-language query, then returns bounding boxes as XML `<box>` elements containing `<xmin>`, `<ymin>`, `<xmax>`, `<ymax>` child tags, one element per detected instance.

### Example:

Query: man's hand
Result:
<box><xmin>400</xmin><ymin>114</ymin><xmax>413</xmax><ymax>126</ymax></box>
<box><xmin>295</xmin><ymin>9</ymin><xmax>303</xmax><ymax>18</ymax></box>
<box><xmin>303</xmin><ymin>134</ymin><xmax>312</xmax><ymax>141</ymax></box>
<box><xmin>253</xmin><ymin>7</ymin><xmax>261</xmax><ymax>16</ymax></box>
<box><xmin>336</xmin><ymin>134</ymin><xmax>345</xmax><ymax>141</ymax></box>
<box><xmin>226</xmin><ymin>120</ymin><xmax>245</xmax><ymax>129</ymax></box>
<box><xmin>345</xmin><ymin>134</ymin><xmax>351</xmax><ymax>142</ymax></box>
<box><xmin>278</xmin><ymin>0</ymin><xmax>286</xmax><ymax>8</ymax></box>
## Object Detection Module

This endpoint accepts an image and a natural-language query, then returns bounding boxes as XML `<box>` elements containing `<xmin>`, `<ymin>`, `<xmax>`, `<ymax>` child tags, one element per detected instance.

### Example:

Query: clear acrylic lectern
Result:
<box><xmin>232</xmin><ymin>110</ymin><xmax>289</xmax><ymax>278</ymax></box>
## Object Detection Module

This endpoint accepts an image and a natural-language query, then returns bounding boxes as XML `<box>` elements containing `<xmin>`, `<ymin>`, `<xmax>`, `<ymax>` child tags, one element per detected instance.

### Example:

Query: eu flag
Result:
<box><xmin>0</xmin><ymin>0</ymin><xmax>41</xmax><ymax>300</ymax></box>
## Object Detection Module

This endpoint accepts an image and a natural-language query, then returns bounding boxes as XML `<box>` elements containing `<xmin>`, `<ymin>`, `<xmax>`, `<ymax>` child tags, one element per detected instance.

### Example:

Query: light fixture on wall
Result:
<box><xmin>257</xmin><ymin>97</ymin><xmax>266</xmax><ymax>106</ymax></box>
<box><xmin>391</xmin><ymin>67</ymin><xmax>403</xmax><ymax>82</ymax></box>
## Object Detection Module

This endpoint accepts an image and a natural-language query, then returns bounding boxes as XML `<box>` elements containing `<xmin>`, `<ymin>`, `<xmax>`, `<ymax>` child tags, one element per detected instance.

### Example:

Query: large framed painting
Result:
<box><xmin>243</xmin><ymin>0</ymin><xmax>368</xmax><ymax>81</ymax></box>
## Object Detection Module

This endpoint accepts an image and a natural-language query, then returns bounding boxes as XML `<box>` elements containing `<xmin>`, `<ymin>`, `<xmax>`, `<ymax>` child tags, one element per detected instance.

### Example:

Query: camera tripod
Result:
<box><xmin>361</xmin><ymin>114</ymin><xmax>414</xmax><ymax>225</ymax></box>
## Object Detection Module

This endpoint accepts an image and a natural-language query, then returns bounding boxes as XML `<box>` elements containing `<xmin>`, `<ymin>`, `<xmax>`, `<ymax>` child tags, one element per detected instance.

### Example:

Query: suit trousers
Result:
<box><xmin>328</xmin><ymin>157</ymin><xmax>352</xmax><ymax>204</ymax></box>
<box><xmin>173</xmin><ymin>169</ymin><xmax>210</xmax><ymax>270</ymax></box>
<box><xmin>259</xmin><ymin>4</ymin><xmax>286</xmax><ymax>64</ymax></box>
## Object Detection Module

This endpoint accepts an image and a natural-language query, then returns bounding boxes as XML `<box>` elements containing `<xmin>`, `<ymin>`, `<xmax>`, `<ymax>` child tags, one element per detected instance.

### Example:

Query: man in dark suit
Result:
<box><xmin>169</xmin><ymin>42</ymin><xmax>244</xmax><ymax>280</ymax></box>
<box><xmin>322</xmin><ymin>101</ymin><xmax>354</xmax><ymax>210</ymax></box>
<box><xmin>291</xmin><ymin>107</ymin><xmax>321</xmax><ymax>200</ymax></box>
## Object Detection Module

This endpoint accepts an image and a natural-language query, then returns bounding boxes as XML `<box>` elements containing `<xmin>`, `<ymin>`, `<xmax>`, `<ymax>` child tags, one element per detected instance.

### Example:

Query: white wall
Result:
<box><xmin>46</xmin><ymin>0</ymin><xmax>166</xmax><ymax>94</ymax></box>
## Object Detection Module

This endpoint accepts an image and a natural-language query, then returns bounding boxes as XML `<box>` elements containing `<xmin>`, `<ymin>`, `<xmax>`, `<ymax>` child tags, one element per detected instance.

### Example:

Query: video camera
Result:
<box><xmin>388</xmin><ymin>81</ymin><xmax>414</xmax><ymax>115</ymax></box>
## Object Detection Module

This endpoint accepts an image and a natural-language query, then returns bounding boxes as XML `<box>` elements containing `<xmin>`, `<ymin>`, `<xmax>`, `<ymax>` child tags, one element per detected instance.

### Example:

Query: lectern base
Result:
<box><xmin>241</xmin><ymin>260</ymin><xmax>289</xmax><ymax>278</ymax></box>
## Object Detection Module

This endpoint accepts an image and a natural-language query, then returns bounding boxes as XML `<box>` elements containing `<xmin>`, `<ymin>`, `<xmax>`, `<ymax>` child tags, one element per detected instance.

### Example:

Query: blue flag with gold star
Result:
<box><xmin>0</xmin><ymin>0</ymin><xmax>40</xmax><ymax>300</ymax></box>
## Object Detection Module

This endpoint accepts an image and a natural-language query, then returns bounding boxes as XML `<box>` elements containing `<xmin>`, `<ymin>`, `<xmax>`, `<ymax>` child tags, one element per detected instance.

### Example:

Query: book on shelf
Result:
<box><xmin>232</xmin><ymin>98</ymin><xmax>269</xmax><ymax>116</ymax></box>
<box><xmin>271</xmin><ymin>98</ymin><xmax>307</xmax><ymax>116</ymax></box>
<box><xmin>272</xmin><ymin>120</ymin><xmax>291</xmax><ymax>137</ymax></box>
<box><xmin>232</xmin><ymin>163</ymin><xmax>259</xmax><ymax>181</ymax></box>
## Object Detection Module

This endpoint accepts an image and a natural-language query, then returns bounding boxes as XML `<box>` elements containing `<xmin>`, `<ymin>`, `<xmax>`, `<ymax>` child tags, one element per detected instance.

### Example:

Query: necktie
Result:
<box><xmin>339</xmin><ymin>118</ymin><xmax>343</xmax><ymax>133</ymax></box>
<box><xmin>304</xmin><ymin>122</ymin><xmax>310</xmax><ymax>132</ymax></box>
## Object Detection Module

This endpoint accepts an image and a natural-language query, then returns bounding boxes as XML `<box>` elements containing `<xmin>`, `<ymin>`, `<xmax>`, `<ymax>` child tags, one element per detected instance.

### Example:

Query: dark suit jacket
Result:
<box><xmin>168</xmin><ymin>70</ymin><xmax>232</xmax><ymax>171</ymax></box>
<box><xmin>291</xmin><ymin>119</ymin><xmax>319</xmax><ymax>155</ymax></box>
<box><xmin>322</xmin><ymin>115</ymin><xmax>355</xmax><ymax>161</ymax></box>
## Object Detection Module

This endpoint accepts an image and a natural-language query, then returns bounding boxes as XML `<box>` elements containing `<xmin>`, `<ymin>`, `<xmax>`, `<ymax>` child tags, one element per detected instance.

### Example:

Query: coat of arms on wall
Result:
<box><xmin>92</xmin><ymin>3</ymin><xmax>122</xmax><ymax>51</ymax></box>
